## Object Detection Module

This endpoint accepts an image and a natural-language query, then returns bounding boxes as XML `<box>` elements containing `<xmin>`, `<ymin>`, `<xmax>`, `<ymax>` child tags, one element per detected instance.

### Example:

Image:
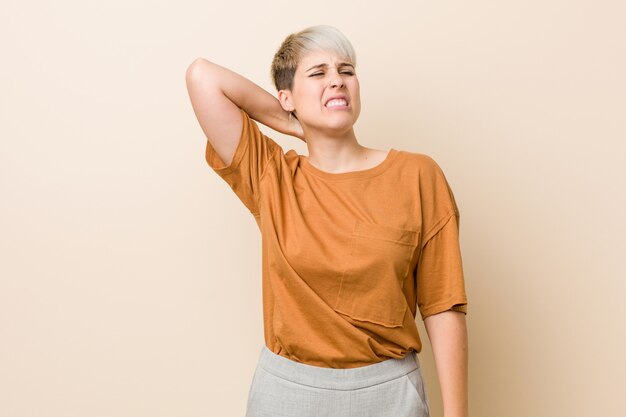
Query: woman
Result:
<box><xmin>186</xmin><ymin>25</ymin><xmax>469</xmax><ymax>417</ymax></box>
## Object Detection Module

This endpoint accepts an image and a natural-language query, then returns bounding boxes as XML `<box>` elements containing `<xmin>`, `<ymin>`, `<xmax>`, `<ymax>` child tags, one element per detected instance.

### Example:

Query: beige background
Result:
<box><xmin>1</xmin><ymin>0</ymin><xmax>624</xmax><ymax>416</ymax></box>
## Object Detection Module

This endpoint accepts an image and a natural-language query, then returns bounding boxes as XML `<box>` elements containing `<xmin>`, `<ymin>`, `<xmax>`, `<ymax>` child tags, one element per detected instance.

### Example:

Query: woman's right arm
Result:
<box><xmin>185</xmin><ymin>58</ymin><xmax>304</xmax><ymax>167</ymax></box>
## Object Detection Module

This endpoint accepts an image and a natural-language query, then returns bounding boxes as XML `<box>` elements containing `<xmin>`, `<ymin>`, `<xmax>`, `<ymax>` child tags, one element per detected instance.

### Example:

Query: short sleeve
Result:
<box><xmin>415</xmin><ymin>211</ymin><xmax>468</xmax><ymax>320</ymax></box>
<box><xmin>205</xmin><ymin>108</ymin><xmax>282</xmax><ymax>216</ymax></box>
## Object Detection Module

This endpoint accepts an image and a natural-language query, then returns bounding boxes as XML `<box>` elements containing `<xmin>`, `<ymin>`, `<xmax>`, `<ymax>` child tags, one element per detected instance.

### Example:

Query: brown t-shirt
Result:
<box><xmin>204</xmin><ymin>108</ymin><xmax>468</xmax><ymax>368</ymax></box>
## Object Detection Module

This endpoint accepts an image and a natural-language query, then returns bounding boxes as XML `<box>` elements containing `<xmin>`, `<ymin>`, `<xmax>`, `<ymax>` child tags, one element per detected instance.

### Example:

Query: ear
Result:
<box><xmin>277</xmin><ymin>89</ymin><xmax>295</xmax><ymax>112</ymax></box>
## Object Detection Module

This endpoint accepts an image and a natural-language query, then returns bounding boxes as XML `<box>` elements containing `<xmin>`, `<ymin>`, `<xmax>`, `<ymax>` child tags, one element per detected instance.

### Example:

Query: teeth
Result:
<box><xmin>326</xmin><ymin>99</ymin><xmax>347</xmax><ymax>107</ymax></box>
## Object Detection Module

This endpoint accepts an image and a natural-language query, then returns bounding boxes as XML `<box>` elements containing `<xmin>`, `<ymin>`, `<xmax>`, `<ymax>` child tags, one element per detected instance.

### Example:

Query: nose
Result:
<box><xmin>329</xmin><ymin>71</ymin><xmax>345</xmax><ymax>88</ymax></box>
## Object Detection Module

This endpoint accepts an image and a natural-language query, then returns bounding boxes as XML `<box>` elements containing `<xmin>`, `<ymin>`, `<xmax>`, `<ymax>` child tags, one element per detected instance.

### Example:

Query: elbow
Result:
<box><xmin>185</xmin><ymin>57</ymin><xmax>222</xmax><ymax>92</ymax></box>
<box><xmin>185</xmin><ymin>57</ymin><xmax>208</xmax><ymax>83</ymax></box>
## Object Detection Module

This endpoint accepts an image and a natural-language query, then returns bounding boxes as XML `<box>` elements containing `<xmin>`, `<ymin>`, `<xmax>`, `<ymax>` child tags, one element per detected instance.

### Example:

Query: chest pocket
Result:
<box><xmin>332</xmin><ymin>220</ymin><xmax>420</xmax><ymax>328</ymax></box>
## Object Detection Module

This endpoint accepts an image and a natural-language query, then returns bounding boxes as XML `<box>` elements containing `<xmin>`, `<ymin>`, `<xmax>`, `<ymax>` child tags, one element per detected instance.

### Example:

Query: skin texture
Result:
<box><xmin>278</xmin><ymin>50</ymin><xmax>361</xmax><ymax>137</ymax></box>
<box><xmin>185</xmin><ymin>57</ymin><xmax>305</xmax><ymax>168</ymax></box>
<box><xmin>424</xmin><ymin>310</ymin><xmax>469</xmax><ymax>417</ymax></box>
<box><xmin>277</xmin><ymin>50</ymin><xmax>389</xmax><ymax>174</ymax></box>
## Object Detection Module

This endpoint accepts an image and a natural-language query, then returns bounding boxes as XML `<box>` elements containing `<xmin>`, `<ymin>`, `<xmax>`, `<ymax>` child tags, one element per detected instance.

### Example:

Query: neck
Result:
<box><xmin>303</xmin><ymin>127</ymin><xmax>369</xmax><ymax>173</ymax></box>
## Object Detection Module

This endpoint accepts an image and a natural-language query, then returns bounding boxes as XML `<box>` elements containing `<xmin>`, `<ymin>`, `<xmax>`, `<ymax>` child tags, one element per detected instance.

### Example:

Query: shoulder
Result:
<box><xmin>398</xmin><ymin>149</ymin><xmax>459</xmax><ymax>212</ymax></box>
<box><xmin>396</xmin><ymin>149</ymin><xmax>447</xmax><ymax>177</ymax></box>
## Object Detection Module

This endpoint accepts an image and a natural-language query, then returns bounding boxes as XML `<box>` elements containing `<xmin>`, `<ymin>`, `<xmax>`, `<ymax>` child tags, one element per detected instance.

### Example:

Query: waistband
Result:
<box><xmin>256</xmin><ymin>345</ymin><xmax>420</xmax><ymax>390</ymax></box>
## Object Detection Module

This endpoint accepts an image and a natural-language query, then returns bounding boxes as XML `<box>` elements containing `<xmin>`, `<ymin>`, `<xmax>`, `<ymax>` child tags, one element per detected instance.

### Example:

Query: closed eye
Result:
<box><xmin>310</xmin><ymin>71</ymin><xmax>355</xmax><ymax>77</ymax></box>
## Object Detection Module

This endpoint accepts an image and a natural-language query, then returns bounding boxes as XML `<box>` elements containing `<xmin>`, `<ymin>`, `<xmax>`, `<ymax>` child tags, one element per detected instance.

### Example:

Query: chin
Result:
<box><xmin>325</xmin><ymin>121</ymin><xmax>356</xmax><ymax>132</ymax></box>
<box><xmin>302</xmin><ymin>112</ymin><xmax>358</xmax><ymax>131</ymax></box>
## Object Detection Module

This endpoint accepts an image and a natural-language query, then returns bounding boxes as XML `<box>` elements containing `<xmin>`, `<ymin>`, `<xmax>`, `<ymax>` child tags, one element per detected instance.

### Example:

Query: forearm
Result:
<box><xmin>188</xmin><ymin>58</ymin><xmax>300</xmax><ymax>138</ymax></box>
<box><xmin>424</xmin><ymin>310</ymin><xmax>468</xmax><ymax>417</ymax></box>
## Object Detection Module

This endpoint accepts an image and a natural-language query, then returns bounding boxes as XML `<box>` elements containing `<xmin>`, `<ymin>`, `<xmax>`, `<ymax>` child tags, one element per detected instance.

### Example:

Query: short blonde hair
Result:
<box><xmin>271</xmin><ymin>25</ymin><xmax>357</xmax><ymax>92</ymax></box>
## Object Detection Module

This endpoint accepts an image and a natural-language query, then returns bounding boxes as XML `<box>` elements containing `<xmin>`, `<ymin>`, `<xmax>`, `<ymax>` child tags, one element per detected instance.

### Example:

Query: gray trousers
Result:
<box><xmin>245</xmin><ymin>346</ymin><xmax>430</xmax><ymax>417</ymax></box>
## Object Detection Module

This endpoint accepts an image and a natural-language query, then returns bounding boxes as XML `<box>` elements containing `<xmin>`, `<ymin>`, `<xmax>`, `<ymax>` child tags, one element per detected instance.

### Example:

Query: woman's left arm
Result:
<box><xmin>424</xmin><ymin>310</ymin><xmax>469</xmax><ymax>417</ymax></box>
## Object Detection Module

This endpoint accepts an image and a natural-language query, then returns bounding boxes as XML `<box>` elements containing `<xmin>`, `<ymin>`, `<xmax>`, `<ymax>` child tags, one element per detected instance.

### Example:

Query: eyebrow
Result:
<box><xmin>305</xmin><ymin>62</ymin><xmax>355</xmax><ymax>72</ymax></box>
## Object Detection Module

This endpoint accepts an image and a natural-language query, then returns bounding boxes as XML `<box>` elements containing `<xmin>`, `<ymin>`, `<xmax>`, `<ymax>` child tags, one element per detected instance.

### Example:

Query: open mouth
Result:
<box><xmin>325</xmin><ymin>98</ymin><xmax>349</xmax><ymax>108</ymax></box>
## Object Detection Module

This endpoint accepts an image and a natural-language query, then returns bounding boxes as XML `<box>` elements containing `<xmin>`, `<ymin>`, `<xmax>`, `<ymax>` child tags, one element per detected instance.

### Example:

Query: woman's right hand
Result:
<box><xmin>186</xmin><ymin>58</ymin><xmax>307</xmax><ymax>144</ymax></box>
<box><xmin>289</xmin><ymin>113</ymin><xmax>306</xmax><ymax>142</ymax></box>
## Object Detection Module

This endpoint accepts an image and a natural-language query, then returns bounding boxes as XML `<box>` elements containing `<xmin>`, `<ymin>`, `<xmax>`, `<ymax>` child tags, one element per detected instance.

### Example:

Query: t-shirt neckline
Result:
<box><xmin>300</xmin><ymin>148</ymin><xmax>398</xmax><ymax>181</ymax></box>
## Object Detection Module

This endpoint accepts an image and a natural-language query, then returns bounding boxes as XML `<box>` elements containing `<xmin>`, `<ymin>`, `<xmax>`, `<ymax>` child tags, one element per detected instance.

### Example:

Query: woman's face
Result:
<box><xmin>281</xmin><ymin>49</ymin><xmax>361</xmax><ymax>135</ymax></box>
